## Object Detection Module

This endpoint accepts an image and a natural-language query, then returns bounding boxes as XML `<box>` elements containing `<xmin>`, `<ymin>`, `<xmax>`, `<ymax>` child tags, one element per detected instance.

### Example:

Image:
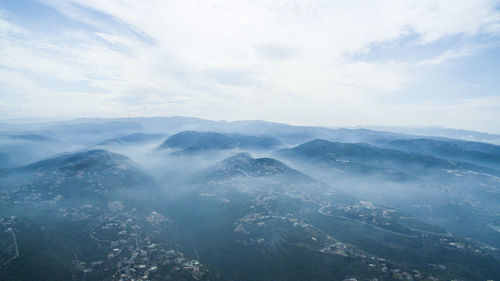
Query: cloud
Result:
<box><xmin>256</xmin><ymin>44</ymin><xmax>298</xmax><ymax>61</ymax></box>
<box><xmin>416</xmin><ymin>42</ymin><xmax>498</xmax><ymax>66</ymax></box>
<box><xmin>0</xmin><ymin>0</ymin><xmax>500</xmax><ymax>132</ymax></box>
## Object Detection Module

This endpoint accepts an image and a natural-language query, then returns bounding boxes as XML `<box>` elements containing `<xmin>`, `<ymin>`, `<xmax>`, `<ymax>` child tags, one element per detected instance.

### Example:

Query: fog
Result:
<box><xmin>1</xmin><ymin>117</ymin><xmax>500</xmax><ymax>281</ymax></box>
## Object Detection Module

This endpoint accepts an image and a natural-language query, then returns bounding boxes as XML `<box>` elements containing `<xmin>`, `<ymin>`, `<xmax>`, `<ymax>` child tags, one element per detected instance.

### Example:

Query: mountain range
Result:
<box><xmin>1</xmin><ymin>117</ymin><xmax>500</xmax><ymax>281</ymax></box>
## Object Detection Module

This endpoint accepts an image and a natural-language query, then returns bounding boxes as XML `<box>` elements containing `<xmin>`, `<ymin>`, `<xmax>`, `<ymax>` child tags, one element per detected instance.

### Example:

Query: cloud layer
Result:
<box><xmin>1</xmin><ymin>0</ymin><xmax>500</xmax><ymax>132</ymax></box>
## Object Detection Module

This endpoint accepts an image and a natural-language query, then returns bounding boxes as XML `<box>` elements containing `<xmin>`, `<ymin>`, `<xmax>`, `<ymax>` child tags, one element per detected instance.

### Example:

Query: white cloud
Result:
<box><xmin>1</xmin><ymin>0</ymin><xmax>500</xmax><ymax>132</ymax></box>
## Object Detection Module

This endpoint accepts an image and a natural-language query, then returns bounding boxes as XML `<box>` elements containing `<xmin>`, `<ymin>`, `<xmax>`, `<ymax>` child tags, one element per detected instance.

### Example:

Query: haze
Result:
<box><xmin>2</xmin><ymin>2</ymin><xmax>500</xmax><ymax>281</ymax></box>
<box><xmin>1</xmin><ymin>0</ymin><xmax>500</xmax><ymax>132</ymax></box>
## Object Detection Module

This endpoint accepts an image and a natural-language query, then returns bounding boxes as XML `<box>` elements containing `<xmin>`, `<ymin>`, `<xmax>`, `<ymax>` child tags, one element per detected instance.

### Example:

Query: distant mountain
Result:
<box><xmin>2</xmin><ymin>117</ymin><xmax>500</xmax><ymax>281</ymax></box>
<box><xmin>26</xmin><ymin>149</ymin><xmax>131</xmax><ymax>170</ymax></box>
<box><xmin>366</xmin><ymin>126</ymin><xmax>500</xmax><ymax>145</ymax></box>
<box><xmin>158</xmin><ymin>131</ymin><xmax>281</xmax><ymax>153</ymax></box>
<box><xmin>375</xmin><ymin>138</ymin><xmax>500</xmax><ymax>170</ymax></box>
<box><xmin>275</xmin><ymin>139</ymin><xmax>499</xmax><ymax>179</ymax></box>
<box><xmin>96</xmin><ymin>133</ymin><xmax>166</xmax><ymax>146</ymax></box>
<box><xmin>0</xmin><ymin>152</ymin><xmax>13</xmax><ymax>169</ymax></box>
<box><xmin>1</xmin><ymin>117</ymin><xmax>417</xmax><ymax>147</ymax></box>
<box><xmin>0</xmin><ymin>149</ymin><xmax>155</xmax><ymax>199</ymax></box>
<box><xmin>39</xmin><ymin>120</ymin><xmax>145</xmax><ymax>145</ymax></box>
<box><xmin>0</xmin><ymin>134</ymin><xmax>80</xmax><ymax>168</ymax></box>
<box><xmin>160</xmin><ymin>131</ymin><xmax>235</xmax><ymax>151</ymax></box>
<box><xmin>7</xmin><ymin>133</ymin><xmax>56</xmax><ymax>142</ymax></box>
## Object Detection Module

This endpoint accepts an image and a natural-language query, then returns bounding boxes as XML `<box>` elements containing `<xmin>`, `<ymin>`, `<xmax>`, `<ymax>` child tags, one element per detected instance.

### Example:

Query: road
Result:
<box><xmin>318</xmin><ymin>206</ymin><xmax>420</xmax><ymax>239</ymax></box>
<box><xmin>3</xmin><ymin>227</ymin><xmax>19</xmax><ymax>265</ymax></box>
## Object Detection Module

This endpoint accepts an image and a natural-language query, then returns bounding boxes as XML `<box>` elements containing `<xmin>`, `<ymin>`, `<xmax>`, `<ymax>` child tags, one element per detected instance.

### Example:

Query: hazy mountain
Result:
<box><xmin>96</xmin><ymin>133</ymin><xmax>166</xmax><ymax>147</ymax></box>
<box><xmin>274</xmin><ymin>139</ymin><xmax>500</xmax><ymax>251</ymax></box>
<box><xmin>6</xmin><ymin>117</ymin><xmax>500</xmax><ymax>147</ymax></box>
<box><xmin>0</xmin><ymin>134</ymin><xmax>80</xmax><ymax>168</ymax></box>
<box><xmin>200</xmin><ymin>152</ymin><xmax>309</xmax><ymax>180</ymax></box>
<box><xmin>7</xmin><ymin>133</ymin><xmax>57</xmax><ymax>142</ymax></box>
<box><xmin>188</xmin><ymin>152</ymin><xmax>341</xmax><ymax>201</ymax></box>
<box><xmin>37</xmin><ymin>121</ymin><xmax>144</xmax><ymax>145</ymax></box>
<box><xmin>161</xmin><ymin>154</ymin><xmax>500</xmax><ymax>281</ymax></box>
<box><xmin>0</xmin><ymin>149</ymin><xmax>220</xmax><ymax>281</ymax></box>
<box><xmin>275</xmin><ymin>139</ymin><xmax>499</xmax><ymax>179</ymax></box>
<box><xmin>367</xmin><ymin>126</ymin><xmax>500</xmax><ymax>145</ymax></box>
<box><xmin>1</xmin><ymin>117</ymin><xmax>500</xmax><ymax>281</ymax></box>
<box><xmin>158</xmin><ymin>131</ymin><xmax>281</xmax><ymax>153</ymax></box>
<box><xmin>0</xmin><ymin>152</ymin><xmax>13</xmax><ymax>169</ymax></box>
<box><xmin>0</xmin><ymin>149</ymin><xmax>155</xmax><ymax>199</ymax></box>
<box><xmin>1</xmin><ymin>117</ymin><xmax>413</xmax><ymax>146</ymax></box>
<box><xmin>375</xmin><ymin>138</ymin><xmax>500</xmax><ymax>170</ymax></box>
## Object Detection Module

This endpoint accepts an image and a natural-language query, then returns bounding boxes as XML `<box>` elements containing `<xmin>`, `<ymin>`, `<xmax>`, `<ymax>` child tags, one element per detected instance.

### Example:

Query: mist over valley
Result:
<box><xmin>1</xmin><ymin>117</ymin><xmax>500</xmax><ymax>281</ymax></box>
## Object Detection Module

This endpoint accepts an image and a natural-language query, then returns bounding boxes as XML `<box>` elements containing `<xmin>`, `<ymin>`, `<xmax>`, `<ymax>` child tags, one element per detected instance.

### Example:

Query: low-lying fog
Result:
<box><xmin>2</xmin><ymin>118</ymin><xmax>500</xmax><ymax>281</ymax></box>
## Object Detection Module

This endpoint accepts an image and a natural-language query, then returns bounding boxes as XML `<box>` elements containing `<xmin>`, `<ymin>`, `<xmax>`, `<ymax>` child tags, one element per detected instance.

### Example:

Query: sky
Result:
<box><xmin>1</xmin><ymin>0</ymin><xmax>500</xmax><ymax>133</ymax></box>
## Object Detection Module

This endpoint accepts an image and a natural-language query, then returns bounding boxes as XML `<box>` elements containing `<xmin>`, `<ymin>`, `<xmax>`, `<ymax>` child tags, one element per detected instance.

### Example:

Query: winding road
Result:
<box><xmin>3</xmin><ymin>228</ymin><xmax>19</xmax><ymax>265</ymax></box>
<box><xmin>318</xmin><ymin>206</ymin><xmax>423</xmax><ymax>239</ymax></box>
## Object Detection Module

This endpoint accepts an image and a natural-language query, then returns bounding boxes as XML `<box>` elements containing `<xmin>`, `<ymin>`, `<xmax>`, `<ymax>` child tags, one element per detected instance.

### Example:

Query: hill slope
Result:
<box><xmin>0</xmin><ymin>149</ymin><xmax>155</xmax><ymax>200</ymax></box>
<box><xmin>375</xmin><ymin>138</ymin><xmax>500</xmax><ymax>170</ymax></box>
<box><xmin>275</xmin><ymin>139</ymin><xmax>499</xmax><ymax>179</ymax></box>
<box><xmin>158</xmin><ymin>131</ymin><xmax>281</xmax><ymax>153</ymax></box>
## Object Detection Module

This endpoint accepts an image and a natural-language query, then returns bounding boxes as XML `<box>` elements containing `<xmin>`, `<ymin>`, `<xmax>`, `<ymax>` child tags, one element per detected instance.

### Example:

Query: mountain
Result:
<box><xmin>0</xmin><ymin>152</ymin><xmax>13</xmax><ymax>169</ymax></box>
<box><xmin>367</xmin><ymin>126</ymin><xmax>500</xmax><ymax>145</ymax></box>
<box><xmin>201</xmin><ymin>152</ymin><xmax>309</xmax><ymax>180</ymax></box>
<box><xmin>375</xmin><ymin>138</ymin><xmax>500</xmax><ymax>170</ymax></box>
<box><xmin>160</xmin><ymin>131</ymin><xmax>235</xmax><ymax>151</ymax></box>
<box><xmin>2</xmin><ymin>117</ymin><xmax>500</xmax><ymax>281</ymax></box>
<box><xmin>0</xmin><ymin>150</ymin><xmax>155</xmax><ymax>200</ymax></box>
<box><xmin>36</xmin><ymin>120</ymin><xmax>145</xmax><ymax>145</ymax></box>
<box><xmin>275</xmin><ymin>139</ymin><xmax>500</xmax><ymax>250</ymax></box>
<box><xmin>96</xmin><ymin>133</ymin><xmax>166</xmax><ymax>146</ymax></box>
<box><xmin>158</xmin><ymin>131</ymin><xmax>281</xmax><ymax>153</ymax></box>
<box><xmin>0</xmin><ymin>134</ymin><xmax>80</xmax><ymax>168</ymax></box>
<box><xmin>0</xmin><ymin>150</ymin><xmax>217</xmax><ymax>281</ymax></box>
<box><xmin>0</xmin><ymin>117</ymin><xmax>416</xmax><ymax>147</ymax></box>
<box><xmin>275</xmin><ymin>139</ymin><xmax>499</xmax><ymax>179</ymax></box>
<box><xmin>7</xmin><ymin>133</ymin><xmax>57</xmax><ymax>142</ymax></box>
<box><xmin>185</xmin><ymin>151</ymin><xmax>353</xmax><ymax>204</ymax></box>
<box><xmin>164</xmin><ymin>153</ymin><xmax>500</xmax><ymax>281</ymax></box>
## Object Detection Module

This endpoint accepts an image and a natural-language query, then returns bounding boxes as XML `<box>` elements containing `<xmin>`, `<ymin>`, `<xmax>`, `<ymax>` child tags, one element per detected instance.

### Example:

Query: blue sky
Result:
<box><xmin>1</xmin><ymin>0</ymin><xmax>500</xmax><ymax>133</ymax></box>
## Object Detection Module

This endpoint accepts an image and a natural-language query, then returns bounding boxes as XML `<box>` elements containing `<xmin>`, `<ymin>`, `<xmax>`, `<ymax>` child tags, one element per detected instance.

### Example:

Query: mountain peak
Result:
<box><xmin>201</xmin><ymin>152</ymin><xmax>310</xmax><ymax>181</ymax></box>
<box><xmin>25</xmin><ymin>149</ymin><xmax>132</xmax><ymax>172</ymax></box>
<box><xmin>158</xmin><ymin>131</ymin><xmax>281</xmax><ymax>153</ymax></box>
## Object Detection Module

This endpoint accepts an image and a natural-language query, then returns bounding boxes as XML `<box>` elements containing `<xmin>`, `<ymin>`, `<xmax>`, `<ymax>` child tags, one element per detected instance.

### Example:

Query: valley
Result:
<box><xmin>1</xmin><ymin>117</ymin><xmax>500</xmax><ymax>280</ymax></box>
